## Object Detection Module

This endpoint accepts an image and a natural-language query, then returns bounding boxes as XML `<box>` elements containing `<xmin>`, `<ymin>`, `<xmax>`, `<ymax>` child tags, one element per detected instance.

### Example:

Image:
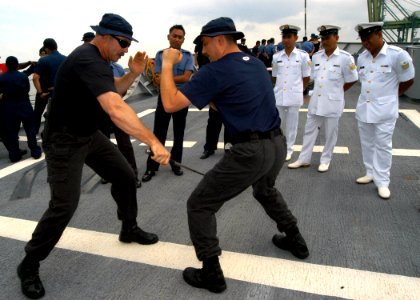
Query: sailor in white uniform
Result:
<box><xmin>288</xmin><ymin>25</ymin><xmax>358</xmax><ymax>172</ymax></box>
<box><xmin>354</xmin><ymin>22</ymin><xmax>415</xmax><ymax>199</ymax></box>
<box><xmin>272</xmin><ymin>24</ymin><xmax>311</xmax><ymax>161</ymax></box>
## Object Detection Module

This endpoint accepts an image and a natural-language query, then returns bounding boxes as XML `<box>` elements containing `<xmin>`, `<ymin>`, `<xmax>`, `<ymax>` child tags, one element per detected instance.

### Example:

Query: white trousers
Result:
<box><xmin>277</xmin><ymin>105</ymin><xmax>300</xmax><ymax>156</ymax></box>
<box><xmin>357</xmin><ymin>120</ymin><xmax>396</xmax><ymax>188</ymax></box>
<box><xmin>298</xmin><ymin>114</ymin><xmax>339</xmax><ymax>164</ymax></box>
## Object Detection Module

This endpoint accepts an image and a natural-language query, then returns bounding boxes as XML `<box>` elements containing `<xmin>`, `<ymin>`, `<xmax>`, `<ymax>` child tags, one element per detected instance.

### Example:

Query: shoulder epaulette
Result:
<box><xmin>339</xmin><ymin>49</ymin><xmax>351</xmax><ymax>56</ymax></box>
<box><xmin>313</xmin><ymin>49</ymin><xmax>324</xmax><ymax>56</ymax></box>
<box><xmin>388</xmin><ymin>45</ymin><xmax>403</xmax><ymax>52</ymax></box>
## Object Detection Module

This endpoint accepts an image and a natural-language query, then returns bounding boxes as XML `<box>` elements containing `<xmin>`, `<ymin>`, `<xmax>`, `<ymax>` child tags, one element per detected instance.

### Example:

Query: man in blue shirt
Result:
<box><xmin>33</xmin><ymin>38</ymin><xmax>66</xmax><ymax>134</ymax></box>
<box><xmin>301</xmin><ymin>36</ymin><xmax>314</xmax><ymax>54</ymax></box>
<box><xmin>142</xmin><ymin>24</ymin><xmax>194</xmax><ymax>182</ymax></box>
<box><xmin>0</xmin><ymin>56</ymin><xmax>42</xmax><ymax>162</ymax></box>
<box><xmin>159</xmin><ymin>17</ymin><xmax>309</xmax><ymax>293</ymax></box>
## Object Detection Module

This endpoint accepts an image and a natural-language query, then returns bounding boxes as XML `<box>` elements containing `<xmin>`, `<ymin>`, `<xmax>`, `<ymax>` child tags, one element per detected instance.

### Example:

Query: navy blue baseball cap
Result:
<box><xmin>91</xmin><ymin>13</ymin><xmax>138</xmax><ymax>42</ymax></box>
<box><xmin>193</xmin><ymin>17</ymin><xmax>244</xmax><ymax>44</ymax></box>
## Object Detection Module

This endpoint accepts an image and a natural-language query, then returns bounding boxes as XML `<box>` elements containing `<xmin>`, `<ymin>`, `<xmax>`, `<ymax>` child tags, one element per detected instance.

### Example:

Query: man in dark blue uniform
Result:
<box><xmin>33</xmin><ymin>38</ymin><xmax>66</xmax><ymax>134</ymax></box>
<box><xmin>0</xmin><ymin>56</ymin><xmax>42</xmax><ymax>162</ymax></box>
<box><xmin>160</xmin><ymin>17</ymin><xmax>309</xmax><ymax>293</ymax></box>
<box><xmin>17</xmin><ymin>13</ymin><xmax>170</xmax><ymax>299</ymax></box>
<box><xmin>142</xmin><ymin>24</ymin><xmax>194</xmax><ymax>182</ymax></box>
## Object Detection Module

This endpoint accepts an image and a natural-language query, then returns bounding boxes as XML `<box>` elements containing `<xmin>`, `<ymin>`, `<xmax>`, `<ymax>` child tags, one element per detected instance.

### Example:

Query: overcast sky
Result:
<box><xmin>0</xmin><ymin>0</ymin><xmax>417</xmax><ymax>66</ymax></box>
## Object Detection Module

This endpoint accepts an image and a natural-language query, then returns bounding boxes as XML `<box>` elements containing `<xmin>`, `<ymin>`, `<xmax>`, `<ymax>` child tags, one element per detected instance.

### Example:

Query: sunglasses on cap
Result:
<box><xmin>110</xmin><ymin>35</ymin><xmax>131</xmax><ymax>48</ymax></box>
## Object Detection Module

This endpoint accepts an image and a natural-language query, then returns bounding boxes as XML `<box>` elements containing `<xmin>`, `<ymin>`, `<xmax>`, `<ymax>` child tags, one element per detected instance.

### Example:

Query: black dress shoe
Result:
<box><xmin>135</xmin><ymin>178</ymin><xmax>142</xmax><ymax>188</ymax></box>
<box><xmin>17</xmin><ymin>262</ymin><xmax>45</xmax><ymax>299</ymax></box>
<box><xmin>200</xmin><ymin>150</ymin><xmax>215</xmax><ymax>159</ymax></box>
<box><xmin>119</xmin><ymin>225</ymin><xmax>158</xmax><ymax>245</ymax></box>
<box><xmin>172</xmin><ymin>167</ymin><xmax>183</xmax><ymax>176</ymax></box>
<box><xmin>141</xmin><ymin>170</ymin><xmax>155</xmax><ymax>182</ymax></box>
<box><xmin>272</xmin><ymin>233</ymin><xmax>309</xmax><ymax>259</ymax></box>
<box><xmin>170</xmin><ymin>161</ymin><xmax>183</xmax><ymax>176</ymax></box>
<box><xmin>183</xmin><ymin>266</ymin><xmax>227</xmax><ymax>293</ymax></box>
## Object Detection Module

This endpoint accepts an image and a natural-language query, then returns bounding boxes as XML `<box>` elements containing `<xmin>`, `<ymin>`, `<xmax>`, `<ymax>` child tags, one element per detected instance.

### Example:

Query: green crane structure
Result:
<box><xmin>367</xmin><ymin>0</ymin><xmax>419</xmax><ymax>42</ymax></box>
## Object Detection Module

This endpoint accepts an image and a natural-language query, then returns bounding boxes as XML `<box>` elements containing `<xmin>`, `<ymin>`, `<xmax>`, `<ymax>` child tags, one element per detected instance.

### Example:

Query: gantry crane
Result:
<box><xmin>367</xmin><ymin>0</ymin><xmax>420</xmax><ymax>42</ymax></box>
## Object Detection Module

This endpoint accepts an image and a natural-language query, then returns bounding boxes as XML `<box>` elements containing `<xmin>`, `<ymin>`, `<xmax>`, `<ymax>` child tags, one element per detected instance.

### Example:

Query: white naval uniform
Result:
<box><xmin>272</xmin><ymin>48</ymin><xmax>311</xmax><ymax>156</ymax></box>
<box><xmin>356</xmin><ymin>43</ymin><xmax>415</xmax><ymax>188</ymax></box>
<box><xmin>298</xmin><ymin>47</ymin><xmax>358</xmax><ymax>164</ymax></box>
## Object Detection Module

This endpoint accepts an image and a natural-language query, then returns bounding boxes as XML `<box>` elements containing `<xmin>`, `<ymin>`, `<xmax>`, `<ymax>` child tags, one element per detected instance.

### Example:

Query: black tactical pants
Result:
<box><xmin>187</xmin><ymin>133</ymin><xmax>298</xmax><ymax>260</ymax></box>
<box><xmin>24</xmin><ymin>130</ymin><xmax>137</xmax><ymax>262</ymax></box>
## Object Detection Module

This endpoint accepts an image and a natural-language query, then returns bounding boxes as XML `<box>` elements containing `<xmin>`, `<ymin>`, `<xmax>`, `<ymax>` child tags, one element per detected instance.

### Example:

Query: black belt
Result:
<box><xmin>230</xmin><ymin>128</ymin><xmax>282</xmax><ymax>145</ymax></box>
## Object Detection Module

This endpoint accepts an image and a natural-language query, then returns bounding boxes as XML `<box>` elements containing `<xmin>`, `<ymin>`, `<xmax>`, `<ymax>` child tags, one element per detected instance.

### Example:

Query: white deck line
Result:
<box><xmin>1</xmin><ymin>216</ymin><xmax>419</xmax><ymax>300</ymax></box>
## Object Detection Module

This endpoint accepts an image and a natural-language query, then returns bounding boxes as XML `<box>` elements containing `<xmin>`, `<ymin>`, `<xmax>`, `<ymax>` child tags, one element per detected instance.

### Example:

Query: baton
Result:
<box><xmin>146</xmin><ymin>149</ymin><xmax>205</xmax><ymax>176</ymax></box>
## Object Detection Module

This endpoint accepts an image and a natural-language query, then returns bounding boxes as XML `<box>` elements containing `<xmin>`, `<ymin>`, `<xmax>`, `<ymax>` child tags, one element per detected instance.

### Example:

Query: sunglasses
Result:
<box><xmin>110</xmin><ymin>35</ymin><xmax>131</xmax><ymax>48</ymax></box>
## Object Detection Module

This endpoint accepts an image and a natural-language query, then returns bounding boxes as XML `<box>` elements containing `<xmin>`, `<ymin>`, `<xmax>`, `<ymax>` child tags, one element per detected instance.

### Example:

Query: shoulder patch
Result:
<box><xmin>401</xmin><ymin>61</ymin><xmax>410</xmax><ymax>70</ymax></box>
<box><xmin>350</xmin><ymin>63</ymin><xmax>356</xmax><ymax>70</ymax></box>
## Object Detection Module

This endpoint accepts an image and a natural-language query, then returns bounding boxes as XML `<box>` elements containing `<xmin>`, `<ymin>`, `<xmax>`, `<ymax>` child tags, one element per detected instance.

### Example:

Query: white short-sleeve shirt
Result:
<box><xmin>308</xmin><ymin>47</ymin><xmax>358</xmax><ymax>118</ymax></box>
<box><xmin>272</xmin><ymin>47</ymin><xmax>311</xmax><ymax>107</ymax></box>
<box><xmin>356</xmin><ymin>43</ymin><xmax>415</xmax><ymax>123</ymax></box>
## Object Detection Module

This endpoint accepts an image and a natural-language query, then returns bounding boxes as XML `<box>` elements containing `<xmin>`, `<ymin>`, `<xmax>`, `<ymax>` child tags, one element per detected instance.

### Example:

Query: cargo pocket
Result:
<box><xmin>46</xmin><ymin>144</ymin><xmax>71</xmax><ymax>183</ymax></box>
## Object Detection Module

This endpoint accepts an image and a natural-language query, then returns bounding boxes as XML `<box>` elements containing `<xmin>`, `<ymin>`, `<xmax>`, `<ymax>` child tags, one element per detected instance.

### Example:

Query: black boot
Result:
<box><xmin>119</xmin><ymin>221</ymin><xmax>158</xmax><ymax>245</ymax></box>
<box><xmin>17</xmin><ymin>260</ymin><xmax>45</xmax><ymax>299</ymax></box>
<box><xmin>272</xmin><ymin>232</ymin><xmax>309</xmax><ymax>259</ymax></box>
<box><xmin>182</xmin><ymin>256</ymin><xmax>226</xmax><ymax>293</ymax></box>
<box><xmin>141</xmin><ymin>170</ymin><xmax>155</xmax><ymax>182</ymax></box>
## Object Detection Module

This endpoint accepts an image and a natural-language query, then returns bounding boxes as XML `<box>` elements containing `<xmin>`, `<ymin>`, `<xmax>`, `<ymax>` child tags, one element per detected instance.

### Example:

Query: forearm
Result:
<box><xmin>160</xmin><ymin>62</ymin><xmax>179</xmax><ymax>112</ymax></box>
<box><xmin>303</xmin><ymin>77</ymin><xmax>310</xmax><ymax>90</ymax></box>
<box><xmin>18</xmin><ymin>61</ymin><xmax>31</xmax><ymax>70</ymax></box>
<box><xmin>33</xmin><ymin>74</ymin><xmax>42</xmax><ymax>93</ymax></box>
<box><xmin>343</xmin><ymin>81</ymin><xmax>356</xmax><ymax>92</ymax></box>
<box><xmin>173</xmin><ymin>71</ymin><xmax>192</xmax><ymax>84</ymax></box>
<box><xmin>399</xmin><ymin>79</ymin><xmax>414</xmax><ymax>96</ymax></box>
<box><xmin>114</xmin><ymin>71</ymin><xmax>139</xmax><ymax>96</ymax></box>
<box><xmin>106</xmin><ymin>95</ymin><xmax>160</xmax><ymax>147</ymax></box>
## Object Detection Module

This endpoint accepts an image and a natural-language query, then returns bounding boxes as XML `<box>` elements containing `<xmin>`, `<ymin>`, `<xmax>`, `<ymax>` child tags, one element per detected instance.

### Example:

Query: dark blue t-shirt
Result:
<box><xmin>180</xmin><ymin>52</ymin><xmax>280</xmax><ymax>137</ymax></box>
<box><xmin>35</xmin><ymin>50</ymin><xmax>66</xmax><ymax>90</ymax></box>
<box><xmin>0</xmin><ymin>70</ymin><xmax>30</xmax><ymax>103</ymax></box>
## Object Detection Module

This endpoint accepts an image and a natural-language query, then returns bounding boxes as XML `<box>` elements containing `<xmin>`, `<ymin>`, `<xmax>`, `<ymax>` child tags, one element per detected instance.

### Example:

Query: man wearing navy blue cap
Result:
<box><xmin>17</xmin><ymin>13</ymin><xmax>170</xmax><ymax>299</ymax></box>
<box><xmin>81</xmin><ymin>31</ymin><xmax>95</xmax><ymax>43</ymax></box>
<box><xmin>160</xmin><ymin>17</ymin><xmax>309</xmax><ymax>293</ymax></box>
<box><xmin>354</xmin><ymin>22</ymin><xmax>414</xmax><ymax>199</ymax></box>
